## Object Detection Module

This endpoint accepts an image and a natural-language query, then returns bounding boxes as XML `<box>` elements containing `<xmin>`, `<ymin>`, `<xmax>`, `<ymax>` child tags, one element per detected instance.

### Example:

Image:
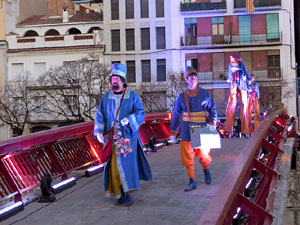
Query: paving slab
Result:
<box><xmin>2</xmin><ymin>138</ymin><xmax>248</xmax><ymax>225</ymax></box>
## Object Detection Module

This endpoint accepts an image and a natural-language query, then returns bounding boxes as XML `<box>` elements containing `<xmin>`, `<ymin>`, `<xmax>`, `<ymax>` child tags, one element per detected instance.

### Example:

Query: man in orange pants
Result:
<box><xmin>248</xmin><ymin>74</ymin><xmax>261</xmax><ymax>132</ymax></box>
<box><xmin>224</xmin><ymin>52</ymin><xmax>251</xmax><ymax>137</ymax></box>
<box><xmin>169</xmin><ymin>66</ymin><xmax>217</xmax><ymax>191</ymax></box>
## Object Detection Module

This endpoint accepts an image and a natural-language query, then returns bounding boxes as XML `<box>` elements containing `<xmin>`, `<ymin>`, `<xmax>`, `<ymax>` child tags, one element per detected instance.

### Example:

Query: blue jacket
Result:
<box><xmin>170</xmin><ymin>87</ymin><xmax>217</xmax><ymax>141</ymax></box>
<box><xmin>227</xmin><ymin>61</ymin><xmax>251</xmax><ymax>91</ymax></box>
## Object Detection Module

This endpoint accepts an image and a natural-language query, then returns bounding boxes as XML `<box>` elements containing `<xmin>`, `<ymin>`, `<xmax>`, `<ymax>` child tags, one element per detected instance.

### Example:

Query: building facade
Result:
<box><xmin>4</xmin><ymin>3</ymin><xmax>104</xmax><ymax>137</ymax></box>
<box><xmin>1</xmin><ymin>0</ymin><xmax>298</xmax><ymax>138</ymax></box>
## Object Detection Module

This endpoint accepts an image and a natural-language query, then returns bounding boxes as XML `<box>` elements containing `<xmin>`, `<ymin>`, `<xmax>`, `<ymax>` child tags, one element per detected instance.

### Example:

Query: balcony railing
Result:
<box><xmin>180</xmin><ymin>1</ymin><xmax>226</xmax><ymax>12</ymax></box>
<box><xmin>234</xmin><ymin>0</ymin><xmax>281</xmax><ymax>8</ymax></box>
<box><xmin>181</xmin><ymin>32</ymin><xmax>282</xmax><ymax>47</ymax></box>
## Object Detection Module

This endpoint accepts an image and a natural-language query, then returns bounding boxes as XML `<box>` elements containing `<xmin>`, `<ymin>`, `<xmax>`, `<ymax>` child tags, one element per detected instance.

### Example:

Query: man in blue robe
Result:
<box><xmin>94</xmin><ymin>63</ymin><xmax>152</xmax><ymax>206</ymax></box>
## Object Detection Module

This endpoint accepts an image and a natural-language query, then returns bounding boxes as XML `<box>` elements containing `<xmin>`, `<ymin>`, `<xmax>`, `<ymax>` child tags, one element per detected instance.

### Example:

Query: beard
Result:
<box><xmin>111</xmin><ymin>82</ymin><xmax>120</xmax><ymax>91</ymax></box>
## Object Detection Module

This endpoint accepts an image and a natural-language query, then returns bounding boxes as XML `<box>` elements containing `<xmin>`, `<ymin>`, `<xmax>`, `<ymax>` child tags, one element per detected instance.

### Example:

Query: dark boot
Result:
<box><xmin>123</xmin><ymin>193</ymin><xmax>134</xmax><ymax>207</ymax></box>
<box><xmin>115</xmin><ymin>192</ymin><xmax>125</xmax><ymax>205</ymax></box>
<box><xmin>204</xmin><ymin>169</ymin><xmax>211</xmax><ymax>184</ymax></box>
<box><xmin>184</xmin><ymin>178</ymin><xmax>197</xmax><ymax>192</ymax></box>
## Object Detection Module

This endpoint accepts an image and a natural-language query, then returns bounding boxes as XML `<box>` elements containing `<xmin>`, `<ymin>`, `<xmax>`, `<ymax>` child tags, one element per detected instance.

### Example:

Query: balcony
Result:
<box><xmin>7</xmin><ymin>32</ymin><xmax>103</xmax><ymax>50</ymax></box>
<box><xmin>234</xmin><ymin>0</ymin><xmax>281</xmax><ymax>8</ymax></box>
<box><xmin>180</xmin><ymin>32</ymin><xmax>282</xmax><ymax>47</ymax></box>
<box><xmin>181</xmin><ymin>1</ymin><xmax>226</xmax><ymax>12</ymax></box>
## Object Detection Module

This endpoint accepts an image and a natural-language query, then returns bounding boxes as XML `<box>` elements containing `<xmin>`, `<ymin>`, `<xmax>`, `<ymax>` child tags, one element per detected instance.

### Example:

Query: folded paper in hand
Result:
<box><xmin>190</xmin><ymin>125</ymin><xmax>221</xmax><ymax>149</ymax></box>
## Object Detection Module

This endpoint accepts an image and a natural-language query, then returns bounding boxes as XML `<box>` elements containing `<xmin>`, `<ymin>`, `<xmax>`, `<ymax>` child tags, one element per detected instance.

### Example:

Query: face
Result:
<box><xmin>230</xmin><ymin>56</ymin><xmax>238</xmax><ymax>66</ymax></box>
<box><xmin>251</xmin><ymin>76</ymin><xmax>255</xmax><ymax>82</ymax></box>
<box><xmin>186</xmin><ymin>74</ymin><xmax>198</xmax><ymax>90</ymax></box>
<box><xmin>110</xmin><ymin>75</ymin><xmax>123</xmax><ymax>92</ymax></box>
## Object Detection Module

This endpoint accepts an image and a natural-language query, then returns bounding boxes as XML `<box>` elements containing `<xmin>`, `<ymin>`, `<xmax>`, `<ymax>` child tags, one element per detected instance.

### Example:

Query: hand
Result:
<box><xmin>208</xmin><ymin>124</ymin><xmax>216</xmax><ymax>132</ymax></box>
<box><xmin>169</xmin><ymin>135</ymin><xmax>177</xmax><ymax>143</ymax></box>
<box><xmin>120</xmin><ymin>118</ymin><xmax>129</xmax><ymax>126</ymax></box>
<box><xmin>96</xmin><ymin>133</ymin><xmax>105</xmax><ymax>144</ymax></box>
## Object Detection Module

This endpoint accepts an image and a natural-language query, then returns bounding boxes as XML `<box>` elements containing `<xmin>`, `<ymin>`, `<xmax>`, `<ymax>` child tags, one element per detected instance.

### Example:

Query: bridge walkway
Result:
<box><xmin>2</xmin><ymin>138</ymin><xmax>247</xmax><ymax>225</ymax></box>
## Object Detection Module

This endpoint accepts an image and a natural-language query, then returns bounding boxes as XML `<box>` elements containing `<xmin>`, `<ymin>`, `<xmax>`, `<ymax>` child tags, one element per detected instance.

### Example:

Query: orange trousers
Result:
<box><xmin>248</xmin><ymin>96</ymin><xmax>261</xmax><ymax>133</ymax></box>
<box><xmin>180</xmin><ymin>141</ymin><xmax>212</xmax><ymax>180</ymax></box>
<box><xmin>224</xmin><ymin>83</ymin><xmax>250</xmax><ymax>134</ymax></box>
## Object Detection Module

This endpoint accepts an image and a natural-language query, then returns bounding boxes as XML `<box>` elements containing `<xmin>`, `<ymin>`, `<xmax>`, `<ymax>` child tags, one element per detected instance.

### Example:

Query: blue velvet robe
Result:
<box><xmin>94</xmin><ymin>89</ymin><xmax>152</xmax><ymax>192</ymax></box>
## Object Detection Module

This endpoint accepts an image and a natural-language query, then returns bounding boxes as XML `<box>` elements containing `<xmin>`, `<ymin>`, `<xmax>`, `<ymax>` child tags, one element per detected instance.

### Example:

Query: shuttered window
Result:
<box><xmin>156</xmin><ymin>27</ymin><xmax>165</xmax><ymax>49</ymax></box>
<box><xmin>111</xmin><ymin>30</ymin><xmax>120</xmax><ymax>52</ymax></box>
<box><xmin>156</xmin><ymin>0</ymin><xmax>164</xmax><ymax>17</ymax></box>
<box><xmin>111</xmin><ymin>0</ymin><xmax>119</xmax><ymax>20</ymax></box>
<box><xmin>239</xmin><ymin>15</ymin><xmax>251</xmax><ymax>44</ymax></box>
<box><xmin>141</xmin><ymin>0</ymin><xmax>149</xmax><ymax>18</ymax></box>
<box><xmin>157</xmin><ymin>59</ymin><xmax>166</xmax><ymax>82</ymax></box>
<box><xmin>142</xmin><ymin>60</ymin><xmax>151</xmax><ymax>82</ymax></box>
<box><xmin>141</xmin><ymin>28</ymin><xmax>150</xmax><ymax>50</ymax></box>
<box><xmin>266</xmin><ymin>13</ymin><xmax>279</xmax><ymax>41</ymax></box>
<box><xmin>126</xmin><ymin>0</ymin><xmax>134</xmax><ymax>19</ymax></box>
<box><xmin>126</xmin><ymin>61</ymin><xmax>136</xmax><ymax>83</ymax></box>
<box><xmin>126</xmin><ymin>29</ymin><xmax>135</xmax><ymax>51</ymax></box>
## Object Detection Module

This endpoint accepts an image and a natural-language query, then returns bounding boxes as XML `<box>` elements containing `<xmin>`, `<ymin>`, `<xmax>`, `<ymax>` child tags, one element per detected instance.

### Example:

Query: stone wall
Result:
<box><xmin>285</xmin><ymin>148</ymin><xmax>300</xmax><ymax>225</ymax></box>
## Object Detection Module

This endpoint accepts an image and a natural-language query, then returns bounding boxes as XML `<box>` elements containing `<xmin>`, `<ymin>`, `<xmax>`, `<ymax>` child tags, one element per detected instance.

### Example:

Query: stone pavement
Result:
<box><xmin>2</xmin><ymin>138</ymin><xmax>247</xmax><ymax>225</ymax></box>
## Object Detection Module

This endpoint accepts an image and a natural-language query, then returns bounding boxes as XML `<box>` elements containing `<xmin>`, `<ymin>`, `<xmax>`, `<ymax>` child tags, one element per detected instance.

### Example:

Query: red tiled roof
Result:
<box><xmin>7</xmin><ymin>45</ymin><xmax>104</xmax><ymax>53</ymax></box>
<box><xmin>17</xmin><ymin>12</ymin><xmax>103</xmax><ymax>26</ymax></box>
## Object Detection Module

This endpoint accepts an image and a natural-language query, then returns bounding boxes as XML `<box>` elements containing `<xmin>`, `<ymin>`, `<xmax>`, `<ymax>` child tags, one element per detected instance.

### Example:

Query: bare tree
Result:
<box><xmin>37</xmin><ymin>54</ymin><xmax>110</xmax><ymax>123</ymax></box>
<box><xmin>165</xmin><ymin>72</ymin><xmax>186</xmax><ymax>111</ymax></box>
<box><xmin>0</xmin><ymin>72</ymin><xmax>40</xmax><ymax>136</ymax></box>
<box><xmin>135</xmin><ymin>72</ymin><xmax>185</xmax><ymax>113</ymax></box>
<box><xmin>259</xmin><ymin>78</ymin><xmax>293</xmax><ymax>112</ymax></box>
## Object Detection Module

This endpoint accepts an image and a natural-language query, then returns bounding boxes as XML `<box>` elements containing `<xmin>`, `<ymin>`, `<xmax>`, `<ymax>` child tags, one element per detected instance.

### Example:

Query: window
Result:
<box><xmin>112</xmin><ymin>61</ymin><xmax>121</xmax><ymax>65</ymax></box>
<box><xmin>126</xmin><ymin>29</ymin><xmax>135</xmax><ymax>51</ymax></box>
<box><xmin>268</xmin><ymin>54</ymin><xmax>280</xmax><ymax>78</ymax></box>
<box><xmin>142</xmin><ymin>60</ymin><xmax>151</xmax><ymax>82</ymax></box>
<box><xmin>186</xmin><ymin>59</ymin><xmax>198</xmax><ymax>71</ymax></box>
<box><xmin>157</xmin><ymin>59</ymin><xmax>166</xmax><ymax>82</ymax></box>
<box><xmin>141</xmin><ymin>28</ymin><xmax>150</xmax><ymax>50</ymax></box>
<box><xmin>11</xmin><ymin>63</ymin><xmax>24</xmax><ymax>79</ymax></box>
<box><xmin>111</xmin><ymin>30</ymin><xmax>120</xmax><ymax>52</ymax></box>
<box><xmin>45</xmin><ymin>29</ymin><xmax>60</xmax><ymax>36</ymax></box>
<box><xmin>140</xmin><ymin>0</ymin><xmax>149</xmax><ymax>18</ymax></box>
<box><xmin>111</xmin><ymin>0</ymin><xmax>119</xmax><ymax>20</ymax></box>
<box><xmin>184</xmin><ymin>18</ymin><xmax>197</xmax><ymax>46</ymax></box>
<box><xmin>24</xmin><ymin>30</ymin><xmax>39</xmax><ymax>37</ymax></box>
<box><xmin>239</xmin><ymin>15</ymin><xmax>251</xmax><ymax>44</ymax></box>
<box><xmin>266</xmin><ymin>13</ymin><xmax>279</xmax><ymax>41</ymax></box>
<box><xmin>211</xmin><ymin>17</ymin><xmax>224</xmax><ymax>44</ymax></box>
<box><xmin>156</xmin><ymin>27</ymin><xmax>165</xmax><ymax>49</ymax></box>
<box><xmin>33</xmin><ymin>96</ymin><xmax>48</xmax><ymax>114</ymax></box>
<box><xmin>156</xmin><ymin>0</ymin><xmax>164</xmax><ymax>18</ymax></box>
<box><xmin>13</xmin><ymin>97</ymin><xmax>25</xmax><ymax>113</ymax></box>
<box><xmin>126</xmin><ymin>0</ymin><xmax>134</xmax><ymax>19</ymax></box>
<box><xmin>65</xmin><ymin>95</ymin><xmax>78</xmax><ymax>114</ymax></box>
<box><xmin>126</xmin><ymin>61</ymin><xmax>136</xmax><ymax>83</ymax></box>
<box><xmin>33</xmin><ymin>62</ymin><xmax>46</xmax><ymax>78</ymax></box>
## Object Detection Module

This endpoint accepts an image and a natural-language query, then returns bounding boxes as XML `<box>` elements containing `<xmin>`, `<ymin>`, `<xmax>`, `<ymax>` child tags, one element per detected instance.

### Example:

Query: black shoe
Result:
<box><xmin>204</xmin><ymin>170</ymin><xmax>211</xmax><ymax>184</ymax></box>
<box><xmin>184</xmin><ymin>178</ymin><xmax>197</xmax><ymax>192</ymax></box>
<box><xmin>123</xmin><ymin>193</ymin><xmax>134</xmax><ymax>207</ymax></box>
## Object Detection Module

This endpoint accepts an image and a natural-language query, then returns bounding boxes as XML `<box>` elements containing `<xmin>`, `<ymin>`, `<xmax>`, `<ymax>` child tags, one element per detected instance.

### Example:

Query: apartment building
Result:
<box><xmin>1</xmin><ymin>0</ymin><xmax>297</xmax><ymax>138</ymax></box>
<box><xmin>102</xmin><ymin>0</ymin><xmax>296</xmax><ymax>117</ymax></box>
<box><xmin>0</xmin><ymin>0</ymin><xmax>48</xmax><ymax>139</ymax></box>
<box><xmin>5</xmin><ymin>4</ymin><xmax>104</xmax><ymax>136</ymax></box>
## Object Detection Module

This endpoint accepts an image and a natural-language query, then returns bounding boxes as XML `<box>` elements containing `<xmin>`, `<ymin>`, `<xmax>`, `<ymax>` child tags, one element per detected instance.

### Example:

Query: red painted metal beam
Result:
<box><xmin>197</xmin><ymin>109</ymin><xmax>292</xmax><ymax>225</ymax></box>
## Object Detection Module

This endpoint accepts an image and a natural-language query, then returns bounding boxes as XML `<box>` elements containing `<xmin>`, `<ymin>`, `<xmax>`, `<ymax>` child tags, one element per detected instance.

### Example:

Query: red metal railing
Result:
<box><xmin>198</xmin><ymin>109</ymin><xmax>296</xmax><ymax>225</ymax></box>
<box><xmin>0</xmin><ymin>113</ymin><xmax>171</xmax><ymax>204</ymax></box>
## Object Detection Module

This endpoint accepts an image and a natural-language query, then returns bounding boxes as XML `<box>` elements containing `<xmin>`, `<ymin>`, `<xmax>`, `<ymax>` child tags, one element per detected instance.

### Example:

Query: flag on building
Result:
<box><xmin>246</xmin><ymin>0</ymin><xmax>254</xmax><ymax>14</ymax></box>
